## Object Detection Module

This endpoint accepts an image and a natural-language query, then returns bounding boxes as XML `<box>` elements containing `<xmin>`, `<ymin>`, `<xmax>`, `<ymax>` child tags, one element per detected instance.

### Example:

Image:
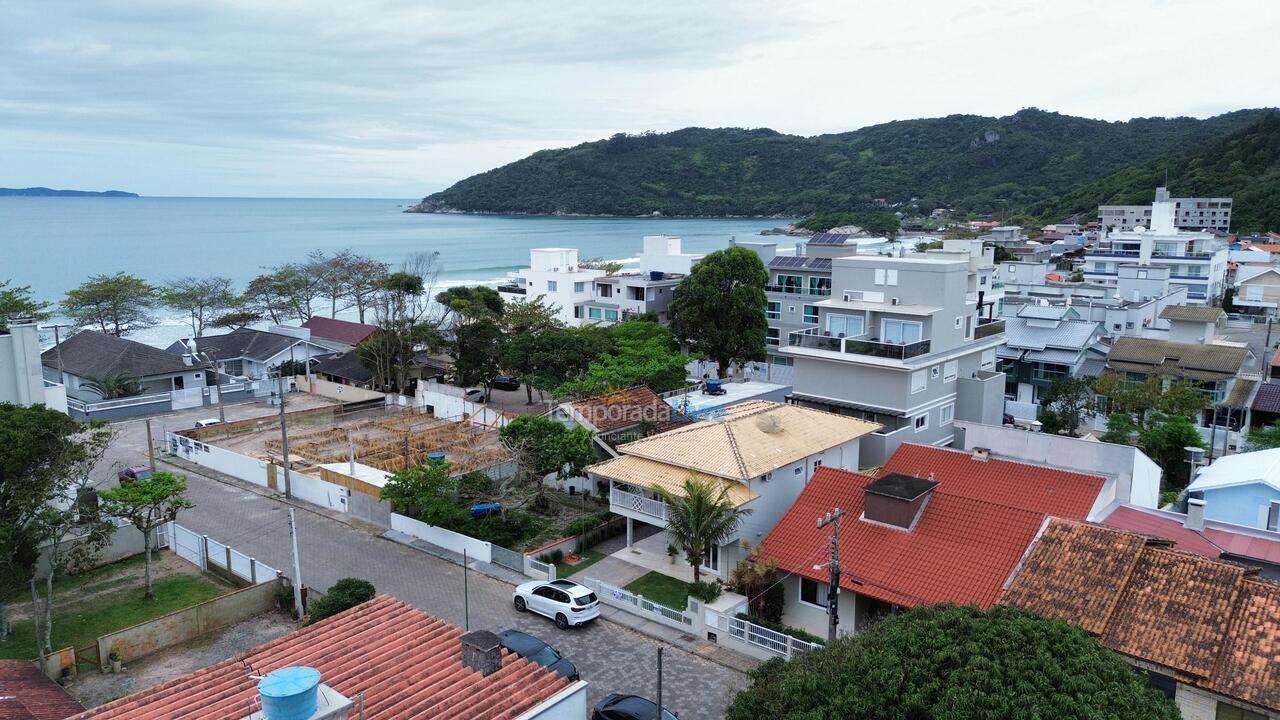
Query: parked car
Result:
<box><xmin>463</xmin><ymin>388</ymin><xmax>486</xmax><ymax>402</ymax></box>
<box><xmin>512</xmin><ymin>579</ymin><xmax>600</xmax><ymax>628</ymax></box>
<box><xmin>492</xmin><ymin>374</ymin><xmax>520</xmax><ymax>391</ymax></box>
<box><xmin>469</xmin><ymin>501</ymin><xmax>502</xmax><ymax>519</ymax></box>
<box><xmin>592</xmin><ymin>694</ymin><xmax>678</xmax><ymax>720</ymax></box>
<box><xmin>497</xmin><ymin>629</ymin><xmax>579</xmax><ymax>680</ymax></box>
<box><xmin>194</xmin><ymin>418</ymin><xmax>222</xmax><ymax>428</ymax></box>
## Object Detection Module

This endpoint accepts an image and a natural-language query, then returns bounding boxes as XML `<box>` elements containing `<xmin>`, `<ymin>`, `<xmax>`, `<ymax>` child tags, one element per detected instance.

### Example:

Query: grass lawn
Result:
<box><xmin>625</xmin><ymin>571</ymin><xmax>695</xmax><ymax>610</ymax></box>
<box><xmin>555</xmin><ymin>549</ymin><xmax>606</xmax><ymax>579</ymax></box>
<box><xmin>0</xmin><ymin>575</ymin><xmax>226</xmax><ymax>660</ymax></box>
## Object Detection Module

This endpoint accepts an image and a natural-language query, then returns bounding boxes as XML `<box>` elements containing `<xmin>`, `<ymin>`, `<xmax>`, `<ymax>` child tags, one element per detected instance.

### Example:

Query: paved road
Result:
<box><xmin>100</xmin><ymin>406</ymin><xmax>748</xmax><ymax>720</ymax></box>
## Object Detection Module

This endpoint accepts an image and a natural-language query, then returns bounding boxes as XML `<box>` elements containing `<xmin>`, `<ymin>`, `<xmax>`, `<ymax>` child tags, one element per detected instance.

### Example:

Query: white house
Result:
<box><xmin>497</xmin><ymin>248</ymin><xmax>605</xmax><ymax>326</ymax></box>
<box><xmin>166</xmin><ymin>327</ymin><xmax>333</xmax><ymax>382</ymax></box>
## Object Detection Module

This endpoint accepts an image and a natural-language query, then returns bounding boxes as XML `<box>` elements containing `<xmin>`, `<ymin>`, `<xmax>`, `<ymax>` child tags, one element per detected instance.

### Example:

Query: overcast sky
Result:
<box><xmin>3</xmin><ymin>0</ymin><xmax>1278</xmax><ymax>198</ymax></box>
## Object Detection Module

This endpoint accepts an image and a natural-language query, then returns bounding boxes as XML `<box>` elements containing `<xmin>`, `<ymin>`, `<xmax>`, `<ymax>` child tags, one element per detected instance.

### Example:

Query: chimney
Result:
<box><xmin>863</xmin><ymin>473</ymin><xmax>938</xmax><ymax>530</ymax></box>
<box><xmin>460</xmin><ymin>630</ymin><xmax>503</xmax><ymax>677</ymax></box>
<box><xmin>1185</xmin><ymin>497</ymin><xmax>1206</xmax><ymax>531</ymax></box>
<box><xmin>971</xmin><ymin>447</ymin><xmax>990</xmax><ymax>462</ymax></box>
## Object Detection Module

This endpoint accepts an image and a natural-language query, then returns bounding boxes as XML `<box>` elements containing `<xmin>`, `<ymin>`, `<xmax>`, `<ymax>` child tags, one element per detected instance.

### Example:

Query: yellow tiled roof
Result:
<box><xmin>615</xmin><ymin>401</ymin><xmax>880</xmax><ymax>481</ymax></box>
<box><xmin>587</xmin><ymin>455</ymin><xmax>758</xmax><ymax>506</ymax></box>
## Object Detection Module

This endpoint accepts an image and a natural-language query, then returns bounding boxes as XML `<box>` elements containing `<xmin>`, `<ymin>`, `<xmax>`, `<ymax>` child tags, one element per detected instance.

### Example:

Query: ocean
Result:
<box><xmin>0</xmin><ymin>197</ymin><xmax>784</xmax><ymax>347</ymax></box>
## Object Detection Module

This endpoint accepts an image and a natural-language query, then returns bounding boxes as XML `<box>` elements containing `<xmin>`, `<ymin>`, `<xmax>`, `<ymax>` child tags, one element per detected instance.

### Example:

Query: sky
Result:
<box><xmin>2</xmin><ymin>0</ymin><xmax>1278</xmax><ymax>198</ymax></box>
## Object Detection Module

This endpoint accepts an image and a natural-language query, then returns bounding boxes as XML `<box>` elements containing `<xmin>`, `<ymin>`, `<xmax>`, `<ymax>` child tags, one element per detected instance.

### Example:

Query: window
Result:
<box><xmin>547</xmin><ymin>280</ymin><xmax>558</xmax><ymax>292</ymax></box>
<box><xmin>882</xmin><ymin>319</ymin><xmax>923</xmax><ymax>344</ymax></box>
<box><xmin>772</xmin><ymin>356</ymin><xmax>793</xmax><ymax>366</ymax></box>
<box><xmin>1268</xmin><ymin>501</ymin><xmax>1279</xmax><ymax>532</ymax></box>
<box><xmin>574</xmin><ymin>281</ymin><xmax>585</xmax><ymax>293</ymax></box>
<box><xmin>803</xmin><ymin>305</ymin><xmax>819</xmax><ymax>324</ymax></box>
<box><xmin>604</xmin><ymin>309</ymin><xmax>619</xmax><ymax>322</ymax></box>
<box><xmin>809</xmin><ymin>276</ymin><xmax>831</xmax><ymax>294</ymax></box>
<box><xmin>827</xmin><ymin>314</ymin><xmax>864</xmax><ymax>337</ymax></box>
<box><xmin>913</xmin><ymin>413</ymin><xmax>929</xmax><ymax>432</ymax></box>
<box><xmin>874</xmin><ymin>268</ymin><xmax>885</xmax><ymax>285</ymax></box>
<box><xmin>980</xmin><ymin>276</ymin><xmax>987</xmax><ymax>286</ymax></box>
<box><xmin>766</xmin><ymin>301</ymin><xmax>781</xmax><ymax>320</ymax></box>
<box><xmin>793</xmin><ymin>465</ymin><xmax>802</xmax><ymax>475</ymax></box>
<box><xmin>813</xmin><ymin>459</ymin><xmax>822</xmax><ymax>472</ymax></box>
<box><xmin>886</xmin><ymin>269</ymin><xmax>898</xmax><ymax>286</ymax></box>
<box><xmin>1215</xmin><ymin>704</ymin><xmax>1266</xmax><ymax>720</ymax></box>
<box><xmin>943</xmin><ymin>360</ymin><xmax>958</xmax><ymax>383</ymax></box>
<box><xmin>588</xmin><ymin>307</ymin><xmax>602</xmax><ymax>320</ymax></box>
<box><xmin>701</xmin><ymin>544</ymin><xmax>720</xmax><ymax>573</ymax></box>
<box><xmin>775</xmin><ymin>274</ymin><xmax>802</xmax><ymax>291</ymax></box>
<box><xmin>940</xmin><ymin>404</ymin><xmax>954</xmax><ymax>425</ymax></box>
<box><xmin>766</xmin><ymin>328</ymin><xmax>780</xmax><ymax>346</ymax></box>
<box><xmin>980</xmin><ymin>348</ymin><xmax>996</xmax><ymax>369</ymax></box>
<box><xmin>799</xmin><ymin>577</ymin><xmax>827</xmax><ymax>608</ymax></box>
<box><xmin>1137</xmin><ymin>270</ymin><xmax>1147</xmax><ymax>279</ymax></box>
<box><xmin>223</xmin><ymin>359</ymin><xmax>244</xmax><ymax>377</ymax></box>
<box><xmin>911</xmin><ymin>370</ymin><xmax>927</xmax><ymax>394</ymax></box>
<box><xmin>1126</xmin><ymin>321</ymin><xmax>1135</xmax><ymax>329</ymax></box>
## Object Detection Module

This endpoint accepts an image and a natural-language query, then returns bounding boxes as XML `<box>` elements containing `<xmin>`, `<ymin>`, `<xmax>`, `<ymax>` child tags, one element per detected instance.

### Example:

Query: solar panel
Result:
<box><xmin>808</xmin><ymin>258</ymin><xmax>833</xmax><ymax>270</ymax></box>
<box><xmin>808</xmin><ymin>232</ymin><xmax>851</xmax><ymax>245</ymax></box>
<box><xmin>768</xmin><ymin>256</ymin><xmax>808</xmax><ymax>268</ymax></box>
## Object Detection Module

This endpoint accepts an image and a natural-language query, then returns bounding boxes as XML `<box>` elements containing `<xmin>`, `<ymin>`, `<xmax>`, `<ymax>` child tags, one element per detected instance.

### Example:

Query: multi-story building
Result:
<box><xmin>1001</xmin><ymin>265</ymin><xmax>1189</xmax><ymax>341</ymax></box>
<box><xmin>999</xmin><ymin>305</ymin><xmax>1105</xmax><ymax>416</ymax></box>
<box><xmin>780</xmin><ymin>252</ymin><xmax>1007</xmax><ymax>466</ymax></box>
<box><xmin>497</xmin><ymin>247</ymin><xmax>604</xmax><ymax>326</ymax></box>
<box><xmin>577</xmin><ymin>235</ymin><xmax>699</xmax><ymax>325</ymax></box>
<box><xmin>1083</xmin><ymin>191</ymin><xmax>1229</xmax><ymax>304</ymax></box>
<box><xmin>1100</xmin><ymin>187</ymin><xmax>1233</xmax><ymax>232</ymax></box>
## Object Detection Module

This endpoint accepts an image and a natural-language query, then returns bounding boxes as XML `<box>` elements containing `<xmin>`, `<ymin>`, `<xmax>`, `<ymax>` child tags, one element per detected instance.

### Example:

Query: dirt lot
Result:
<box><xmin>69</xmin><ymin>612</ymin><xmax>297</xmax><ymax>708</ymax></box>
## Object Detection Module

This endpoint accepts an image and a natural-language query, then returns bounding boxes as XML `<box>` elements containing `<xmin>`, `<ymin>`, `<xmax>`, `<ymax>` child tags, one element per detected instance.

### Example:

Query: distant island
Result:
<box><xmin>0</xmin><ymin>187</ymin><xmax>139</xmax><ymax>197</ymax></box>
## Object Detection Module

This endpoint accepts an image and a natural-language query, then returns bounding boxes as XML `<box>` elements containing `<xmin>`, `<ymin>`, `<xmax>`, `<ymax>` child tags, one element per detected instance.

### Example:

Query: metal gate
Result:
<box><xmin>490</xmin><ymin>545</ymin><xmax>524</xmax><ymax>573</ymax></box>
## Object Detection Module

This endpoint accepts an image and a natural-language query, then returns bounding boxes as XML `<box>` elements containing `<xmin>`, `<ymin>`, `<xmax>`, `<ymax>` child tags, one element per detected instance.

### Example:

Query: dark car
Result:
<box><xmin>492</xmin><ymin>374</ymin><xmax>520</xmax><ymax>391</ymax></box>
<box><xmin>497</xmin><ymin>629</ymin><xmax>578</xmax><ymax>680</ymax></box>
<box><xmin>592</xmin><ymin>693</ymin><xmax>678</xmax><ymax>720</ymax></box>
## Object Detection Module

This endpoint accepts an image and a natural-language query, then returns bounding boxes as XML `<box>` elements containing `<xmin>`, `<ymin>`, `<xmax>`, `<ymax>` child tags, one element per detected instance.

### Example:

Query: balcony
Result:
<box><xmin>496</xmin><ymin>284</ymin><xmax>527</xmax><ymax>295</ymax></box>
<box><xmin>788</xmin><ymin>327</ymin><xmax>931</xmax><ymax>360</ymax></box>
<box><xmin>974</xmin><ymin>318</ymin><xmax>1005</xmax><ymax>339</ymax></box>
<box><xmin>766</xmin><ymin>285</ymin><xmax>831</xmax><ymax>297</ymax></box>
<box><xmin>611</xmin><ymin>486</ymin><xmax>669</xmax><ymax>523</ymax></box>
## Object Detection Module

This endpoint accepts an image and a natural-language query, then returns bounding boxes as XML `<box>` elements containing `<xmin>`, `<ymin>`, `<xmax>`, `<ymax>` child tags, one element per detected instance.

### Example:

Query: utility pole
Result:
<box><xmin>817</xmin><ymin>507</ymin><xmax>845</xmax><ymax>644</ymax></box>
<box><xmin>144</xmin><ymin>418</ymin><xmax>157</xmax><ymax>473</ymax></box>
<box><xmin>288</xmin><ymin>508</ymin><xmax>304</xmax><ymax>621</ymax></box>
<box><xmin>655</xmin><ymin>647</ymin><xmax>663</xmax><ymax>720</ymax></box>
<box><xmin>203</xmin><ymin>350</ymin><xmax>226</xmax><ymax>424</ymax></box>
<box><xmin>41</xmin><ymin>323</ymin><xmax>71</xmax><ymax>377</ymax></box>
<box><xmin>278</xmin><ymin>373</ymin><xmax>293</xmax><ymax>498</ymax></box>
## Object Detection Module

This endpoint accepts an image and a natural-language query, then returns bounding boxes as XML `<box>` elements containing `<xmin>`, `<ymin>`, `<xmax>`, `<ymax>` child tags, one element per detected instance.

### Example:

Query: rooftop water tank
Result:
<box><xmin>427</xmin><ymin>451</ymin><xmax>446</xmax><ymax>462</ymax></box>
<box><xmin>258</xmin><ymin>666</ymin><xmax>322</xmax><ymax>720</ymax></box>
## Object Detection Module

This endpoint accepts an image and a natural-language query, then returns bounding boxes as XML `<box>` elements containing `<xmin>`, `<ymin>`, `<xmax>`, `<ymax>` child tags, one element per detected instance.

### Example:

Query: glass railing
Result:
<box><xmin>974</xmin><ymin>318</ymin><xmax>1005</xmax><ymax>339</ymax></box>
<box><xmin>788</xmin><ymin>328</ymin><xmax>931</xmax><ymax>359</ymax></box>
<box><xmin>766</xmin><ymin>285</ymin><xmax>832</xmax><ymax>296</ymax></box>
<box><xmin>496</xmin><ymin>284</ymin><xmax>527</xmax><ymax>295</ymax></box>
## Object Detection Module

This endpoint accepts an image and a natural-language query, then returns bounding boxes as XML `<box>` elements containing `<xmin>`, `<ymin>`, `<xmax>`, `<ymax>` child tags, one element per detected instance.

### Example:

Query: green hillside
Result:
<box><xmin>412</xmin><ymin>108</ymin><xmax>1269</xmax><ymax>217</ymax></box>
<box><xmin>1029</xmin><ymin>113</ymin><xmax>1280</xmax><ymax>233</ymax></box>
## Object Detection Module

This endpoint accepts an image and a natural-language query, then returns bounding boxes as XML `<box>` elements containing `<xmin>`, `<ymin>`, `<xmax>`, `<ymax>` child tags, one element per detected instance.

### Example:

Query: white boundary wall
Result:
<box><xmin>390</xmin><ymin>512</ymin><xmax>493</xmax><ymax>563</ymax></box>
<box><xmin>169</xmin><ymin>432</ymin><xmax>269</xmax><ymax>486</ymax></box>
<box><xmin>416</xmin><ymin>382</ymin><xmax>510</xmax><ymax>428</ymax></box>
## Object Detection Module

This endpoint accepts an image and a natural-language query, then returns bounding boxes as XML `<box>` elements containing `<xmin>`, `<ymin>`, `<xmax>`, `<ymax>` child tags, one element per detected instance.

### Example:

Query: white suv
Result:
<box><xmin>513</xmin><ymin>579</ymin><xmax>600</xmax><ymax>629</ymax></box>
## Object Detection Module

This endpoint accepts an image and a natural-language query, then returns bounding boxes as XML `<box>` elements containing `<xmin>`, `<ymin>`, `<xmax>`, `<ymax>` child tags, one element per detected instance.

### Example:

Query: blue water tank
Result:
<box><xmin>427</xmin><ymin>451</ymin><xmax>446</xmax><ymax>462</ymax></box>
<box><xmin>258</xmin><ymin>666</ymin><xmax>321</xmax><ymax>720</ymax></box>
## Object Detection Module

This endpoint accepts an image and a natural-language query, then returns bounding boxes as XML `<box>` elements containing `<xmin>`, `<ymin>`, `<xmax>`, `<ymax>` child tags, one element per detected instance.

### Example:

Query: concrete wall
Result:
<box><xmin>296</xmin><ymin>375</ymin><xmax>384</xmax><ymax>403</ymax></box>
<box><xmin>169</xmin><ymin>432</ymin><xmax>270</xmax><ymax>486</ymax></box>
<box><xmin>290</xmin><ymin>472</ymin><xmax>351</xmax><ymax>513</ymax></box>
<box><xmin>956</xmin><ymin>371</ymin><xmax>1005</xmax><ymax>426</ymax></box>
<box><xmin>97</xmin><ymin>579</ymin><xmax>283</xmax><ymax>667</ymax></box>
<box><xmin>517</xmin><ymin>681</ymin><xmax>590</xmax><ymax>720</ymax></box>
<box><xmin>416</xmin><ymin>382</ymin><xmax>510</xmax><ymax>428</ymax></box>
<box><xmin>0</xmin><ymin>322</ymin><xmax>45</xmax><ymax>406</ymax></box>
<box><xmin>1198</xmin><ymin>483</ymin><xmax>1280</xmax><ymax>530</ymax></box>
<box><xmin>390</xmin><ymin>512</ymin><xmax>493</xmax><ymax>563</ymax></box>
<box><xmin>35</xmin><ymin>523</ymin><xmax>148</xmax><ymax>578</ymax></box>
<box><xmin>778</xmin><ymin>574</ymin><xmax>858</xmax><ymax>640</ymax></box>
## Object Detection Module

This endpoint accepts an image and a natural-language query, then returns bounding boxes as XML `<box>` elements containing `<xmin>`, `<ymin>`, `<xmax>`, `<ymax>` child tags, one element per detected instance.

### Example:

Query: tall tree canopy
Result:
<box><xmin>162</xmin><ymin>276</ymin><xmax>237</xmax><ymax>337</ymax></box>
<box><xmin>0</xmin><ymin>279</ymin><xmax>50</xmax><ymax>331</ymax></box>
<box><xmin>554</xmin><ymin>319</ymin><xmax>688</xmax><ymax>398</ymax></box>
<box><xmin>61</xmin><ymin>272</ymin><xmax>158</xmax><ymax>336</ymax></box>
<box><xmin>670</xmin><ymin>246</ymin><xmax>768</xmax><ymax>377</ymax></box>
<box><xmin>727</xmin><ymin>604</ymin><xmax>1179</xmax><ymax>720</ymax></box>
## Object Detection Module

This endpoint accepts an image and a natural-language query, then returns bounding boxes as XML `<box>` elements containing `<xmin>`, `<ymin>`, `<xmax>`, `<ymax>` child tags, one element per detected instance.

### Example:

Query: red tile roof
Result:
<box><xmin>1103</xmin><ymin>505</ymin><xmax>1280</xmax><ymax>565</ymax></box>
<box><xmin>761</xmin><ymin>469</ymin><xmax>1056</xmax><ymax>609</ymax></box>
<box><xmin>300</xmin><ymin>316</ymin><xmax>380</xmax><ymax>346</ymax></box>
<box><xmin>1002</xmin><ymin>520</ymin><xmax>1280</xmax><ymax>713</ymax></box>
<box><xmin>568</xmin><ymin>386</ymin><xmax>687</xmax><ymax>435</ymax></box>
<box><xmin>880</xmin><ymin>444</ymin><xmax>1106</xmax><ymax>518</ymax></box>
<box><xmin>72</xmin><ymin>596</ymin><xmax>572</xmax><ymax>720</ymax></box>
<box><xmin>0</xmin><ymin>661</ymin><xmax>85</xmax><ymax>720</ymax></box>
<box><xmin>1252</xmin><ymin>381</ymin><xmax>1280</xmax><ymax>410</ymax></box>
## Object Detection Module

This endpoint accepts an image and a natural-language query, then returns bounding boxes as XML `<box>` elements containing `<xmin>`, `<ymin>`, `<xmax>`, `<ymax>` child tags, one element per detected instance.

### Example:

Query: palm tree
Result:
<box><xmin>82</xmin><ymin>373</ymin><xmax>144</xmax><ymax>399</ymax></box>
<box><xmin>656</xmin><ymin>475</ymin><xmax>752</xmax><ymax>583</ymax></box>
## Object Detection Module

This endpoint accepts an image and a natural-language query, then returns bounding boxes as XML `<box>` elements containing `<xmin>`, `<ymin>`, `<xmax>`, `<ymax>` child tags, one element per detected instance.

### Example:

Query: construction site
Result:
<box><xmin>190</xmin><ymin>405</ymin><xmax>510</xmax><ymax>477</ymax></box>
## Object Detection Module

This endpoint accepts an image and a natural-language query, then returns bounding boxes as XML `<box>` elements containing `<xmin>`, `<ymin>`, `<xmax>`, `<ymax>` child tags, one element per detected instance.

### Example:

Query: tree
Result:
<box><xmin>1138</xmin><ymin>415</ymin><xmax>1206</xmax><ymax>491</ymax></box>
<box><xmin>499</xmin><ymin>296</ymin><xmax>563</xmax><ymax>404</ymax></box>
<box><xmin>1036</xmin><ymin>376</ymin><xmax>1094</xmax><ymax>436</ymax></box>
<box><xmin>654</xmin><ymin>475</ymin><xmax>751</xmax><ymax>583</ymax></box>
<box><xmin>578</xmin><ymin>256</ymin><xmax>625</xmax><ymax>274</ymax></box>
<box><xmin>452</xmin><ymin>319</ymin><xmax>506</xmax><ymax>399</ymax></box>
<box><xmin>499</xmin><ymin>416</ymin><xmax>595</xmax><ymax>508</ymax></box>
<box><xmin>1221</xmin><ymin>287</ymin><xmax>1235</xmax><ymax>313</ymax></box>
<box><xmin>726</xmin><ymin>604</ymin><xmax>1179</xmax><ymax>720</ymax></box>
<box><xmin>728</xmin><ymin>555</ymin><xmax>784</xmax><ymax>623</ymax></box>
<box><xmin>0</xmin><ymin>279</ymin><xmax>50</xmax><ymax>331</ymax></box>
<box><xmin>670</xmin><ymin>247</ymin><xmax>767</xmax><ymax>377</ymax></box>
<box><xmin>162</xmin><ymin>276</ymin><xmax>237</xmax><ymax>337</ymax></box>
<box><xmin>246</xmin><ymin>264</ymin><xmax>319</xmax><ymax>324</ymax></box>
<box><xmin>81</xmin><ymin>373</ymin><xmax>144</xmax><ymax>400</ymax></box>
<box><xmin>1100</xmin><ymin>412</ymin><xmax>1137</xmax><ymax>444</ymax></box>
<box><xmin>379</xmin><ymin>458</ymin><xmax>466</xmax><ymax>524</ymax></box>
<box><xmin>340</xmin><ymin>254</ymin><xmax>390</xmax><ymax>323</ymax></box>
<box><xmin>521</xmin><ymin>324</ymin><xmax>614</xmax><ymax>400</ymax></box>
<box><xmin>100</xmin><ymin>471</ymin><xmax>194</xmax><ymax>599</ymax></box>
<box><xmin>208</xmin><ymin>309</ymin><xmax>263</xmax><ymax>331</ymax></box>
<box><xmin>307</xmin><ymin>578</ymin><xmax>376</xmax><ymax>624</ymax></box>
<box><xmin>61</xmin><ymin>272</ymin><xmax>158</xmax><ymax>336</ymax></box>
<box><xmin>271</xmin><ymin>359</ymin><xmax>312</xmax><ymax>378</ymax></box>
<box><xmin>1246</xmin><ymin>421</ymin><xmax>1280</xmax><ymax>450</ymax></box>
<box><xmin>1094</xmin><ymin>373</ymin><xmax>1209</xmax><ymax>428</ymax></box>
<box><xmin>306</xmin><ymin>249</ymin><xmax>355</xmax><ymax>318</ymax></box>
<box><xmin>364</xmin><ymin>253</ymin><xmax>445</xmax><ymax>393</ymax></box>
<box><xmin>0</xmin><ymin>404</ymin><xmax>114</xmax><ymax>655</ymax></box>
<box><xmin>555</xmin><ymin>319</ymin><xmax>689</xmax><ymax>398</ymax></box>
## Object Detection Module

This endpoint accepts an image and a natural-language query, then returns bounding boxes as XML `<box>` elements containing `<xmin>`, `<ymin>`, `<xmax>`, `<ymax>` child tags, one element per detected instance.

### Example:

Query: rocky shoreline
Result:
<box><xmin>404</xmin><ymin>198</ymin><xmax>797</xmax><ymax>223</ymax></box>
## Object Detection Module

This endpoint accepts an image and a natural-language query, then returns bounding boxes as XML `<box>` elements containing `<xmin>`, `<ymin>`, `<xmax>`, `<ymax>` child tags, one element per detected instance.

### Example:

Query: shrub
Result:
<box><xmin>537</xmin><ymin>553</ymin><xmax>552</xmax><ymax>564</ymax></box>
<box><xmin>736</xmin><ymin>613</ymin><xmax>824</xmax><ymax>646</ymax></box>
<box><xmin>565</xmin><ymin>515</ymin><xmax>603</xmax><ymax>537</ymax></box>
<box><xmin>307</xmin><ymin>577</ymin><xmax>376</xmax><ymax>624</ymax></box>
<box><xmin>690</xmin><ymin>580</ymin><xmax>723</xmax><ymax>604</ymax></box>
<box><xmin>459</xmin><ymin>511</ymin><xmax>544</xmax><ymax>549</ymax></box>
<box><xmin>550</xmin><ymin>549</ymin><xmax>565</xmax><ymax>564</ymax></box>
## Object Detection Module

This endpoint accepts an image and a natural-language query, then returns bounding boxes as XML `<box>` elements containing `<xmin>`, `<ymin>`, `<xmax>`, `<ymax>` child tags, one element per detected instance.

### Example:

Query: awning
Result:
<box><xmin>588</xmin><ymin>455</ymin><xmax>758</xmax><ymax>506</ymax></box>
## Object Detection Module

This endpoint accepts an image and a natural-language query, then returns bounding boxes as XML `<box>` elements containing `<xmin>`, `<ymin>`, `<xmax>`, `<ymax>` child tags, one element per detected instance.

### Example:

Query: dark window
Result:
<box><xmin>534</xmin><ymin>586</ymin><xmax>556</xmax><ymax>599</ymax></box>
<box><xmin>1140</xmin><ymin>669</ymin><xmax>1177</xmax><ymax>699</ymax></box>
<box><xmin>1216</xmin><ymin>703</ymin><xmax>1267</xmax><ymax>720</ymax></box>
<box><xmin>800</xmin><ymin>577</ymin><xmax>826</xmax><ymax>607</ymax></box>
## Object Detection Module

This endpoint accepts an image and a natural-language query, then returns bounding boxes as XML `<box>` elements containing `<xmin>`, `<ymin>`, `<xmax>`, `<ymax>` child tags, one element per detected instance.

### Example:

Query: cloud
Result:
<box><xmin>1</xmin><ymin>0</ymin><xmax>1277</xmax><ymax>196</ymax></box>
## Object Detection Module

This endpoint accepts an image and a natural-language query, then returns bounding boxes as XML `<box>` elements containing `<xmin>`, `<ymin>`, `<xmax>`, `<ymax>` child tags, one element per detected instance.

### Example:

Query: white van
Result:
<box><xmin>193</xmin><ymin>418</ymin><xmax>222</xmax><ymax>428</ymax></box>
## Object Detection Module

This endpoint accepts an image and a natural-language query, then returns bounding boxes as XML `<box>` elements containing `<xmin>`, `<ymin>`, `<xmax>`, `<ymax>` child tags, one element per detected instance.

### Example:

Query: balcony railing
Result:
<box><xmin>766</xmin><ymin>285</ymin><xmax>832</xmax><ymax>297</ymax></box>
<box><xmin>611</xmin><ymin>487</ymin><xmax>668</xmax><ymax>522</ymax></box>
<box><xmin>788</xmin><ymin>327</ymin><xmax>931</xmax><ymax>360</ymax></box>
<box><xmin>496</xmin><ymin>284</ymin><xmax>527</xmax><ymax>295</ymax></box>
<box><xmin>974</xmin><ymin>318</ymin><xmax>1005</xmax><ymax>339</ymax></box>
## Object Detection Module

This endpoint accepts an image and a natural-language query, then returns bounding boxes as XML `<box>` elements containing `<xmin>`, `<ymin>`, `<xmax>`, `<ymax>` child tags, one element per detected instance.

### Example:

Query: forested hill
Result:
<box><xmin>0</xmin><ymin>187</ymin><xmax>138</xmax><ymax>197</ymax></box>
<box><xmin>410</xmin><ymin>108</ymin><xmax>1270</xmax><ymax>217</ymax></box>
<box><xmin>1028</xmin><ymin>113</ymin><xmax>1280</xmax><ymax>233</ymax></box>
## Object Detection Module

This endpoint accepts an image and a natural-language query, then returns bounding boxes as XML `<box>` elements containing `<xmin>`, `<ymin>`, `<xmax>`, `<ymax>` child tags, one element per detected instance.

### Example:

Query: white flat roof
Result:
<box><xmin>319</xmin><ymin>461</ymin><xmax>394</xmax><ymax>487</ymax></box>
<box><xmin>1188</xmin><ymin>448</ymin><xmax>1280</xmax><ymax>493</ymax></box>
<box><xmin>664</xmin><ymin>380</ymin><xmax>789</xmax><ymax>413</ymax></box>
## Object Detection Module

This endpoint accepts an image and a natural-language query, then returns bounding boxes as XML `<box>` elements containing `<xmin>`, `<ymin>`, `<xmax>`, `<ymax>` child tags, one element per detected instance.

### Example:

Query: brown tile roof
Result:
<box><xmin>586</xmin><ymin>455</ymin><xmax>758</xmax><ymax>506</ymax></box>
<box><xmin>1106</xmin><ymin>336</ymin><xmax>1248</xmax><ymax>380</ymax></box>
<box><xmin>567</xmin><ymin>386</ymin><xmax>686</xmax><ymax>435</ymax></box>
<box><xmin>0</xmin><ymin>661</ymin><xmax>85</xmax><ymax>720</ymax></box>
<box><xmin>1158</xmin><ymin>305</ymin><xmax>1225</xmax><ymax>322</ymax></box>
<box><xmin>72</xmin><ymin>596</ymin><xmax>573</xmax><ymax>720</ymax></box>
<box><xmin>615</xmin><ymin>401</ymin><xmax>880</xmax><ymax>481</ymax></box>
<box><xmin>1002</xmin><ymin>519</ymin><xmax>1280</xmax><ymax>713</ymax></box>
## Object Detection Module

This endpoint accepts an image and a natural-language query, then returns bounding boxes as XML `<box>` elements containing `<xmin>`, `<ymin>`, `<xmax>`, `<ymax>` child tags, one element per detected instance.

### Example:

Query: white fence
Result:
<box><xmin>525</xmin><ymin>556</ymin><xmax>555</xmax><ymax>580</ymax></box>
<box><xmin>582</xmin><ymin>577</ymin><xmax>693</xmax><ymax>631</ymax></box>
<box><xmin>390</xmin><ymin>512</ymin><xmax>493</xmax><ymax>564</ymax></box>
<box><xmin>160</xmin><ymin>521</ymin><xmax>279</xmax><ymax>585</ymax></box>
<box><xmin>416</xmin><ymin>383</ymin><xmax>511</xmax><ymax>428</ymax></box>
<box><xmin>610</xmin><ymin>487</ymin><xmax>668</xmax><ymax>522</ymax></box>
<box><xmin>727</xmin><ymin>616</ymin><xmax>822</xmax><ymax>659</ymax></box>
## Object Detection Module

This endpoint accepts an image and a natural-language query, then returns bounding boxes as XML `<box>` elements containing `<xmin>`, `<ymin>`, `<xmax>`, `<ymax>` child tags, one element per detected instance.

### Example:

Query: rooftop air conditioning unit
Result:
<box><xmin>891</xmin><ymin>297</ymin><xmax>901</xmax><ymax>306</ymax></box>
